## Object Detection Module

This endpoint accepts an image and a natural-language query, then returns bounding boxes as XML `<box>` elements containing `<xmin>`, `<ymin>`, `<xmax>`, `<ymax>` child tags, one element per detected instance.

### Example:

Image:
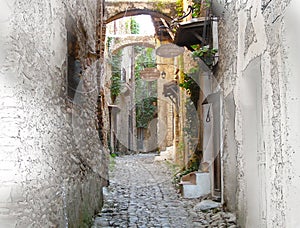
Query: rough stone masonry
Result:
<box><xmin>0</xmin><ymin>0</ymin><xmax>108</xmax><ymax>226</ymax></box>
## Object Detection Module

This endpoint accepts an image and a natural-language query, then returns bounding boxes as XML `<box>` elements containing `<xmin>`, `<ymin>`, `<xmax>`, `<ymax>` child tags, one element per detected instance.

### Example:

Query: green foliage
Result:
<box><xmin>110</xmin><ymin>50</ymin><xmax>122</xmax><ymax>102</ymax></box>
<box><xmin>111</xmin><ymin>75</ymin><xmax>121</xmax><ymax>98</ymax></box>
<box><xmin>179</xmin><ymin>68</ymin><xmax>201</xmax><ymax>172</ymax></box>
<box><xmin>155</xmin><ymin>1</ymin><xmax>165</xmax><ymax>12</ymax></box>
<box><xmin>134</xmin><ymin>47</ymin><xmax>156</xmax><ymax>79</ymax></box>
<box><xmin>130</xmin><ymin>18</ymin><xmax>140</xmax><ymax>34</ymax></box>
<box><xmin>173</xmin><ymin>163</ymin><xmax>199</xmax><ymax>188</ymax></box>
<box><xmin>192</xmin><ymin>0</ymin><xmax>202</xmax><ymax>18</ymax></box>
<box><xmin>109</xmin><ymin>153</ymin><xmax>117</xmax><ymax>171</ymax></box>
<box><xmin>126</xmin><ymin>17</ymin><xmax>140</xmax><ymax>34</ymax></box>
<box><xmin>178</xmin><ymin>73</ymin><xmax>193</xmax><ymax>94</ymax></box>
<box><xmin>134</xmin><ymin>47</ymin><xmax>157</xmax><ymax>128</ymax></box>
<box><xmin>173</xmin><ymin>149</ymin><xmax>202</xmax><ymax>188</ymax></box>
<box><xmin>107</xmin><ymin>37</ymin><xmax>113</xmax><ymax>51</ymax></box>
<box><xmin>175</xmin><ymin>0</ymin><xmax>211</xmax><ymax>19</ymax></box>
<box><xmin>176</xmin><ymin>0</ymin><xmax>184</xmax><ymax>17</ymax></box>
<box><xmin>178</xmin><ymin>68</ymin><xmax>200</xmax><ymax>106</ymax></box>
<box><xmin>110</xmin><ymin>153</ymin><xmax>118</xmax><ymax>158</ymax></box>
<box><xmin>191</xmin><ymin>0</ymin><xmax>211</xmax><ymax>17</ymax></box>
<box><xmin>136</xmin><ymin>97</ymin><xmax>157</xmax><ymax>128</ymax></box>
<box><xmin>191</xmin><ymin>45</ymin><xmax>218</xmax><ymax>67</ymax></box>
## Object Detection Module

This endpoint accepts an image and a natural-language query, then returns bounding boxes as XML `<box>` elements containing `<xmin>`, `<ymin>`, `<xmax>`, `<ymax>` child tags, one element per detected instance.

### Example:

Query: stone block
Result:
<box><xmin>180</xmin><ymin>172</ymin><xmax>210</xmax><ymax>199</ymax></box>
<box><xmin>194</xmin><ymin>200</ymin><xmax>222</xmax><ymax>212</ymax></box>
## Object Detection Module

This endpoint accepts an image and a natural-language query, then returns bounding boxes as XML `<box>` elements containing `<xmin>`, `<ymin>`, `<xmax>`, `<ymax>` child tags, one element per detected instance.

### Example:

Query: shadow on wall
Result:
<box><xmin>66</xmin><ymin>16</ymin><xmax>82</xmax><ymax>101</ymax></box>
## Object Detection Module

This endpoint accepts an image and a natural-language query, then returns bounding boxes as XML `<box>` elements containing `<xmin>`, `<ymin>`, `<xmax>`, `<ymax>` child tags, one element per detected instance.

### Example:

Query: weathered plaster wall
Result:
<box><xmin>282</xmin><ymin>1</ymin><xmax>300</xmax><ymax>227</ymax></box>
<box><xmin>212</xmin><ymin>0</ymin><xmax>300</xmax><ymax>227</ymax></box>
<box><xmin>214</xmin><ymin>0</ymin><xmax>300</xmax><ymax>227</ymax></box>
<box><xmin>157</xmin><ymin>56</ymin><xmax>177</xmax><ymax>151</ymax></box>
<box><xmin>0</xmin><ymin>0</ymin><xmax>107</xmax><ymax>226</ymax></box>
<box><xmin>114</xmin><ymin>46</ymin><xmax>137</xmax><ymax>153</ymax></box>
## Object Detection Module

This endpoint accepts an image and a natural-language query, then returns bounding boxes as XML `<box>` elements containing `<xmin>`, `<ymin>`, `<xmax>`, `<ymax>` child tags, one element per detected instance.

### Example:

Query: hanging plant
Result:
<box><xmin>191</xmin><ymin>45</ymin><xmax>218</xmax><ymax>67</ymax></box>
<box><xmin>110</xmin><ymin>50</ymin><xmax>122</xmax><ymax>102</ymax></box>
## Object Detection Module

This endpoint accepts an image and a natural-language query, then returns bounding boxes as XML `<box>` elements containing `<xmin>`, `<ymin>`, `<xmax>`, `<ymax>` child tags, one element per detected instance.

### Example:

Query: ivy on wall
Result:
<box><xmin>178</xmin><ymin>67</ymin><xmax>202</xmax><ymax>174</ymax></box>
<box><xmin>125</xmin><ymin>17</ymin><xmax>140</xmax><ymax>34</ymax></box>
<box><xmin>180</xmin><ymin>68</ymin><xmax>200</xmax><ymax>144</ymax></box>
<box><xmin>110</xmin><ymin>50</ymin><xmax>122</xmax><ymax>103</ymax></box>
<box><xmin>110</xmin><ymin>16</ymin><xmax>140</xmax><ymax>103</ymax></box>
<box><xmin>134</xmin><ymin>47</ymin><xmax>157</xmax><ymax>129</ymax></box>
<box><xmin>136</xmin><ymin>97</ymin><xmax>157</xmax><ymax>128</ymax></box>
<box><xmin>179</xmin><ymin>68</ymin><xmax>200</xmax><ymax>107</ymax></box>
<box><xmin>134</xmin><ymin>47</ymin><xmax>156</xmax><ymax>79</ymax></box>
<box><xmin>108</xmin><ymin>15</ymin><xmax>158</xmax><ymax>129</ymax></box>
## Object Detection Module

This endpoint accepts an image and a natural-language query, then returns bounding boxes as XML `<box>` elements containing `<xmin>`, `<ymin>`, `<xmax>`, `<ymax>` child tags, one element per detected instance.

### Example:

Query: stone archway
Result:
<box><xmin>99</xmin><ymin>1</ymin><xmax>179</xmax><ymax>154</ymax></box>
<box><xmin>98</xmin><ymin>1</ymin><xmax>178</xmax><ymax>60</ymax></box>
<box><xmin>104</xmin><ymin>0</ymin><xmax>177</xmax><ymax>23</ymax></box>
<box><xmin>110</xmin><ymin>35</ymin><xmax>156</xmax><ymax>54</ymax></box>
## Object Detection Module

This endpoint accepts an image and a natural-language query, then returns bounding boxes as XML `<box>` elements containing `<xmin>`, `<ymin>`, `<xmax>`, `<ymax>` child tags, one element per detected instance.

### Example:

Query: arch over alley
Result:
<box><xmin>109</xmin><ymin>35</ymin><xmax>156</xmax><ymax>54</ymax></box>
<box><xmin>104</xmin><ymin>0</ymin><xmax>177</xmax><ymax>23</ymax></box>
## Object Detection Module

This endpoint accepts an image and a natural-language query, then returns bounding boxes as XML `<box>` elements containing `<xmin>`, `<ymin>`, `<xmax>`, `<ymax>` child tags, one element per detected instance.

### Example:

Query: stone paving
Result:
<box><xmin>92</xmin><ymin>153</ymin><xmax>237</xmax><ymax>228</ymax></box>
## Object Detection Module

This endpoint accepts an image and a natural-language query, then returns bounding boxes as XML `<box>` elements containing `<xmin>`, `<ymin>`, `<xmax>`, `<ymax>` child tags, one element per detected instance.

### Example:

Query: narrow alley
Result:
<box><xmin>1</xmin><ymin>0</ymin><xmax>300</xmax><ymax>227</ymax></box>
<box><xmin>92</xmin><ymin>154</ymin><xmax>237</xmax><ymax>228</ymax></box>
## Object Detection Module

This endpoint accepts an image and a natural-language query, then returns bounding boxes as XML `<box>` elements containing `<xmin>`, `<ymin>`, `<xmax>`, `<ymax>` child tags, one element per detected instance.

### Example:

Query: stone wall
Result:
<box><xmin>213</xmin><ymin>0</ymin><xmax>300</xmax><ymax>227</ymax></box>
<box><xmin>104</xmin><ymin>0</ymin><xmax>177</xmax><ymax>23</ymax></box>
<box><xmin>0</xmin><ymin>0</ymin><xmax>107</xmax><ymax>226</ymax></box>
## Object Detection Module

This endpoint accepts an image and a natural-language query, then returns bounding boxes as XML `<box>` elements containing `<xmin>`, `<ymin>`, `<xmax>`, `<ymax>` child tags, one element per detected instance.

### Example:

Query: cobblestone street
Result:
<box><xmin>92</xmin><ymin>154</ymin><xmax>237</xmax><ymax>228</ymax></box>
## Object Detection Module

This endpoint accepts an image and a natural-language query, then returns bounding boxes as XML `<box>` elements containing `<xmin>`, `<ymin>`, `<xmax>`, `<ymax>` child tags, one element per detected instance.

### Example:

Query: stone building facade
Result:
<box><xmin>212</xmin><ymin>0</ymin><xmax>300</xmax><ymax>227</ymax></box>
<box><xmin>0</xmin><ymin>0</ymin><xmax>108</xmax><ymax>226</ymax></box>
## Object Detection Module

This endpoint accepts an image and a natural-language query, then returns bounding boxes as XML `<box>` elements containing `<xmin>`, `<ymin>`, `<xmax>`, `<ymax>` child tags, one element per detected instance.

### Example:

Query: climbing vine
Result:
<box><xmin>134</xmin><ymin>47</ymin><xmax>156</xmax><ymax>79</ymax></box>
<box><xmin>179</xmin><ymin>68</ymin><xmax>200</xmax><ymax>150</ymax></box>
<box><xmin>134</xmin><ymin>47</ymin><xmax>157</xmax><ymax>128</ymax></box>
<box><xmin>177</xmin><ymin>67</ymin><xmax>202</xmax><ymax>181</ymax></box>
<box><xmin>110</xmin><ymin>50</ymin><xmax>122</xmax><ymax>103</ymax></box>
<box><xmin>178</xmin><ymin>67</ymin><xmax>199</xmax><ymax>106</ymax></box>
<box><xmin>136</xmin><ymin>97</ymin><xmax>157</xmax><ymax>128</ymax></box>
<box><xmin>125</xmin><ymin>17</ymin><xmax>140</xmax><ymax>34</ymax></box>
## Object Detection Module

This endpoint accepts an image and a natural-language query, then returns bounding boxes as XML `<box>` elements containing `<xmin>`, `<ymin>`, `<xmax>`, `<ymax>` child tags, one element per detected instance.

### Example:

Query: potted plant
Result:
<box><xmin>191</xmin><ymin>45</ymin><xmax>218</xmax><ymax>67</ymax></box>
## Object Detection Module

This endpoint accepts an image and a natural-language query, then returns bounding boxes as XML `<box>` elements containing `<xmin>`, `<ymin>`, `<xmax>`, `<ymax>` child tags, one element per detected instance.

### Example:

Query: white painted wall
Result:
<box><xmin>214</xmin><ymin>0</ymin><xmax>300</xmax><ymax>226</ymax></box>
<box><xmin>283</xmin><ymin>1</ymin><xmax>300</xmax><ymax>227</ymax></box>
